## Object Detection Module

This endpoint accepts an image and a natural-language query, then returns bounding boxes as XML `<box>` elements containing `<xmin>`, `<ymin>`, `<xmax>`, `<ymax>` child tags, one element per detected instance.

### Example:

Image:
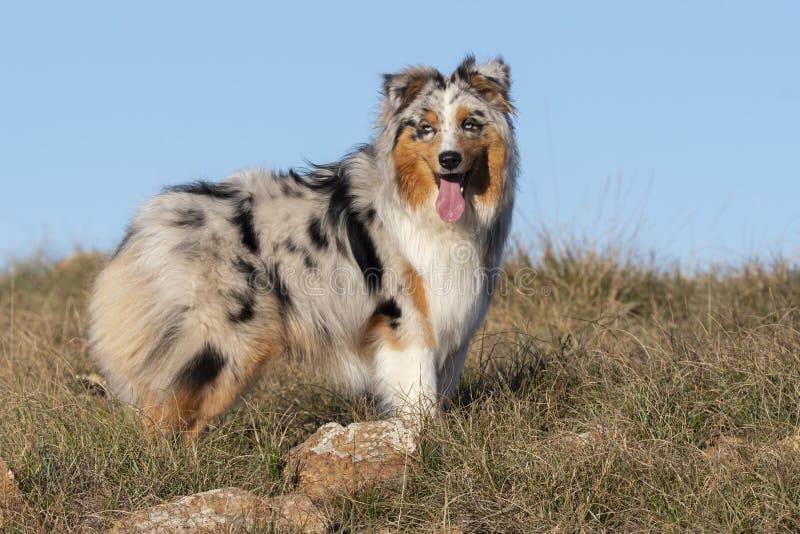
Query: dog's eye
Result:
<box><xmin>419</xmin><ymin>123</ymin><xmax>434</xmax><ymax>134</ymax></box>
<box><xmin>462</xmin><ymin>119</ymin><xmax>479</xmax><ymax>131</ymax></box>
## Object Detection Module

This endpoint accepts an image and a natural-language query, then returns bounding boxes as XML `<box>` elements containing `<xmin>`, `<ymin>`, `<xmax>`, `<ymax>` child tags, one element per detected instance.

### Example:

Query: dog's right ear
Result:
<box><xmin>382</xmin><ymin>67</ymin><xmax>442</xmax><ymax>114</ymax></box>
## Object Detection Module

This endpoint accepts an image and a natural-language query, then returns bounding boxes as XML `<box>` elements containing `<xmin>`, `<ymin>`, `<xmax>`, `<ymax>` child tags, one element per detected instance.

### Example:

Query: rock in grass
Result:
<box><xmin>0</xmin><ymin>457</ymin><xmax>24</xmax><ymax>522</ymax></box>
<box><xmin>106</xmin><ymin>487</ymin><xmax>326</xmax><ymax>533</ymax></box>
<box><xmin>107</xmin><ymin>488</ymin><xmax>262</xmax><ymax>533</ymax></box>
<box><xmin>107</xmin><ymin>419</ymin><xmax>419</xmax><ymax>532</ymax></box>
<box><xmin>564</xmin><ymin>424</ymin><xmax>610</xmax><ymax>447</ymax></box>
<box><xmin>267</xmin><ymin>493</ymin><xmax>328</xmax><ymax>533</ymax></box>
<box><xmin>285</xmin><ymin>418</ymin><xmax>420</xmax><ymax>500</ymax></box>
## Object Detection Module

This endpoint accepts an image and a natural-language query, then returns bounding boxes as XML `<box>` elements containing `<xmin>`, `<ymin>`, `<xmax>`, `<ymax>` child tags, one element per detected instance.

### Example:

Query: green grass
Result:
<box><xmin>1</xmin><ymin>243</ymin><xmax>800</xmax><ymax>532</ymax></box>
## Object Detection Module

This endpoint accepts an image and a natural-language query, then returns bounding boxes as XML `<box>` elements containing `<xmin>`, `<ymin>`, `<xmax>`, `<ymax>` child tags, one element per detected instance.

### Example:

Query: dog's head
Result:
<box><xmin>381</xmin><ymin>56</ymin><xmax>515</xmax><ymax>224</ymax></box>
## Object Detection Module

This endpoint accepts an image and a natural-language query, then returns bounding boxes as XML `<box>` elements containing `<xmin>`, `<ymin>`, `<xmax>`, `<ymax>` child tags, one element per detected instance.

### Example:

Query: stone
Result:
<box><xmin>107</xmin><ymin>487</ymin><xmax>328</xmax><ymax>533</ymax></box>
<box><xmin>267</xmin><ymin>493</ymin><xmax>327</xmax><ymax>533</ymax></box>
<box><xmin>107</xmin><ymin>487</ymin><xmax>263</xmax><ymax>533</ymax></box>
<box><xmin>286</xmin><ymin>418</ymin><xmax>421</xmax><ymax>500</ymax></box>
<box><xmin>572</xmin><ymin>424</ymin><xmax>609</xmax><ymax>446</ymax></box>
<box><xmin>107</xmin><ymin>418</ymin><xmax>421</xmax><ymax>532</ymax></box>
<box><xmin>0</xmin><ymin>457</ymin><xmax>24</xmax><ymax>524</ymax></box>
<box><xmin>557</xmin><ymin>424</ymin><xmax>611</xmax><ymax>448</ymax></box>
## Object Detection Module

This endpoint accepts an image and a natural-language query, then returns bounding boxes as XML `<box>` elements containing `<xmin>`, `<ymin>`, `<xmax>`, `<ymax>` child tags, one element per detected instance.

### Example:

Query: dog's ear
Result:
<box><xmin>382</xmin><ymin>66</ymin><xmax>441</xmax><ymax>114</ymax></box>
<box><xmin>456</xmin><ymin>55</ymin><xmax>513</xmax><ymax>113</ymax></box>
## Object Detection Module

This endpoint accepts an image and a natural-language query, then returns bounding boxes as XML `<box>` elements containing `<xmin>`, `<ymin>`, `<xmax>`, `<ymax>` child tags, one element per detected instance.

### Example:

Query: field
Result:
<box><xmin>1</xmin><ymin>241</ymin><xmax>800</xmax><ymax>532</ymax></box>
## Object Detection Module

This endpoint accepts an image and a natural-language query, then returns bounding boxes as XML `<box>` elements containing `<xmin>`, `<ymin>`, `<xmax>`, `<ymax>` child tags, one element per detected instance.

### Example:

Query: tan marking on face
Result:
<box><xmin>393</xmin><ymin>121</ymin><xmax>442</xmax><ymax>209</ymax></box>
<box><xmin>459</xmin><ymin>124</ymin><xmax>506</xmax><ymax>207</ymax></box>
<box><xmin>423</xmin><ymin>110</ymin><xmax>439</xmax><ymax>127</ymax></box>
<box><xmin>394</xmin><ymin>104</ymin><xmax>507</xmax><ymax>212</ymax></box>
<box><xmin>451</xmin><ymin>104</ymin><xmax>485</xmax><ymax>171</ymax></box>
<box><xmin>402</xmin><ymin>265</ymin><xmax>435</xmax><ymax>348</ymax></box>
<box><xmin>456</xmin><ymin>105</ymin><xmax>472</xmax><ymax>126</ymax></box>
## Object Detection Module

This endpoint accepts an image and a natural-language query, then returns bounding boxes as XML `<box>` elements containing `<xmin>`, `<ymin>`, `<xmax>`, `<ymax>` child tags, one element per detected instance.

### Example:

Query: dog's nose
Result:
<box><xmin>438</xmin><ymin>151</ymin><xmax>462</xmax><ymax>171</ymax></box>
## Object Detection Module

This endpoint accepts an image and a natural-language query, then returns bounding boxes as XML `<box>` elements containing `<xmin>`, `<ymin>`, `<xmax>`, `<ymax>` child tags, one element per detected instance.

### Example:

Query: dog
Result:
<box><xmin>88</xmin><ymin>55</ymin><xmax>517</xmax><ymax>441</ymax></box>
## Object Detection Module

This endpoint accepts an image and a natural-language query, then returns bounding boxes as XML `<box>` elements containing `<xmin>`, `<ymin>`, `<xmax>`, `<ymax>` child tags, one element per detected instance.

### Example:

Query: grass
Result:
<box><xmin>1</xmin><ymin>241</ymin><xmax>799</xmax><ymax>532</ymax></box>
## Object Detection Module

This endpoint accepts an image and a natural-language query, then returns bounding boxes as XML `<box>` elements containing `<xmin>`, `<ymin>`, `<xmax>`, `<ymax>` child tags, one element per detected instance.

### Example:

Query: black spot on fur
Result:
<box><xmin>308</xmin><ymin>217</ymin><xmax>329</xmax><ymax>250</ymax></box>
<box><xmin>326</xmin><ymin>173</ymin><xmax>354</xmax><ymax>224</ymax></box>
<box><xmin>231</xmin><ymin>196</ymin><xmax>259</xmax><ymax>254</ymax></box>
<box><xmin>233</xmin><ymin>256</ymin><xmax>259</xmax><ymax>290</ymax></box>
<box><xmin>280</xmin><ymin>178</ymin><xmax>303</xmax><ymax>198</ymax></box>
<box><xmin>289</xmin><ymin>169</ymin><xmax>305</xmax><ymax>185</ymax></box>
<box><xmin>393</xmin><ymin>120</ymin><xmax>414</xmax><ymax>148</ymax></box>
<box><xmin>455</xmin><ymin>55</ymin><xmax>477</xmax><ymax>82</ymax></box>
<box><xmin>280</xmin><ymin>239</ymin><xmax>317</xmax><ymax>270</ymax></box>
<box><xmin>300</xmin><ymin>163</ymin><xmax>354</xmax><ymax>223</ymax></box>
<box><xmin>299</xmin><ymin>162</ymin><xmax>340</xmax><ymax>191</ymax></box>
<box><xmin>229</xmin><ymin>257</ymin><xmax>258</xmax><ymax>323</ymax></box>
<box><xmin>373</xmin><ymin>299</ymin><xmax>402</xmax><ymax>329</ymax></box>
<box><xmin>283</xmin><ymin>239</ymin><xmax>299</xmax><ymax>253</ymax></box>
<box><xmin>308</xmin><ymin>164</ymin><xmax>369</xmax><ymax>225</ymax></box>
<box><xmin>335</xmin><ymin>236</ymin><xmax>348</xmax><ymax>256</ymax></box>
<box><xmin>269</xmin><ymin>262</ymin><xmax>292</xmax><ymax>312</ymax></box>
<box><xmin>175</xmin><ymin>344</ymin><xmax>225</xmax><ymax>390</ymax></box>
<box><xmin>168</xmin><ymin>181</ymin><xmax>238</xmax><ymax>199</ymax></box>
<box><xmin>346</xmin><ymin>213</ymin><xmax>383</xmax><ymax>294</ymax></box>
<box><xmin>173</xmin><ymin>208</ymin><xmax>206</xmax><ymax>228</ymax></box>
<box><xmin>300</xmin><ymin>160</ymin><xmax>384</xmax><ymax>292</ymax></box>
<box><xmin>393</xmin><ymin>123</ymin><xmax>406</xmax><ymax>148</ymax></box>
<box><xmin>229</xmin><ymin>291</ymin><xmax>256</xmax><ymax>323</ymax></box>
<box><xmin>303</xmin><ymin>253</ymin><xmax>317</xmax><ymax>270</ymax></box>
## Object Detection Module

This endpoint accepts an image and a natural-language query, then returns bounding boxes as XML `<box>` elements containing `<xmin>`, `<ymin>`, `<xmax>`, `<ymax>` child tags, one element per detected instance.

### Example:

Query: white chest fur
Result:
<box><xmin>396</xmin><ymin>220</ymin><xmax>491</xmax><ymax>360</ymax></box>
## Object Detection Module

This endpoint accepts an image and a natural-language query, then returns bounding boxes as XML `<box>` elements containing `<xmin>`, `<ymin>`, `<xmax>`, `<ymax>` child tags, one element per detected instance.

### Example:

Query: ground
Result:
<box><xmin>1</xmin><ymin>242</ymin><xmax>799</xmax><ymax>532</ymax></box>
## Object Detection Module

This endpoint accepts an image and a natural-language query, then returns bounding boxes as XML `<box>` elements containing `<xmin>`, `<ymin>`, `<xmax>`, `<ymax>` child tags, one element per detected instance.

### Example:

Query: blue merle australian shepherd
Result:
<box><xmin>89</xmin><ymin>56</ymin><xmax>517</xmax><ymax>441</ymax></box>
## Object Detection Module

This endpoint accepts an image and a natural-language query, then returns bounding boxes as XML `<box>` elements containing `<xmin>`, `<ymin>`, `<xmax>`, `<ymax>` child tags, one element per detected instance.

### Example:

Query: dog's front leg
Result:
<box><xmin>374</xmin><ymin>342</ymin><xmax>438</xmax><ymax>418</ymax></box>
<box><xmin>437</xmin><ymin>341</ymin><xmax>470</xmax><ymax>409</ymax></box>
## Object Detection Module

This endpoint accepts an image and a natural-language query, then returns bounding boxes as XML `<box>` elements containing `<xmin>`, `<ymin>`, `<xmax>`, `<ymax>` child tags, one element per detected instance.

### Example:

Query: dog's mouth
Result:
<box><xmin>433</xmin><ymin>168</ymin><xmax>473</xmax><ymax>223</ymax></box>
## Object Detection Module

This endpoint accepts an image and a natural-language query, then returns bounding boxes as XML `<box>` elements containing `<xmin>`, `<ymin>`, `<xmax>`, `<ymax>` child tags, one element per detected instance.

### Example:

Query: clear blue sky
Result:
<box><xmin>1</xmin><ymin>1</ymin><xmax>798</xmax><ymax>267</ymax></box>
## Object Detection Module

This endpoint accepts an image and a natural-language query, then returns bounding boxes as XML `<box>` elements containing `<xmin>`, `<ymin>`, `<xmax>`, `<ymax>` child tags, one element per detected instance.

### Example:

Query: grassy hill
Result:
<box><xmin>1</xmin><ymin>244</ymin><xmax>799</xmax><ymax>531</ymax></box>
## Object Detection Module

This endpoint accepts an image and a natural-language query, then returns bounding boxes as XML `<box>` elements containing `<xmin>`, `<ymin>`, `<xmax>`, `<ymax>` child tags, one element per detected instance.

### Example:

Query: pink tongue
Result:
<box><xmin>435</xmin><ymin>179</ymin><xmax>465</xmax><ymax>222</ymax></box>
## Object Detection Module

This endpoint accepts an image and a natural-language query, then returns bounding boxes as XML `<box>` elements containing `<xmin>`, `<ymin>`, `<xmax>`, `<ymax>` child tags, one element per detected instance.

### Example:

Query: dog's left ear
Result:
<box><xmin>456</xmin><ymin>55</ymin><xmax>513</xmax><ymax>113</ymax></box>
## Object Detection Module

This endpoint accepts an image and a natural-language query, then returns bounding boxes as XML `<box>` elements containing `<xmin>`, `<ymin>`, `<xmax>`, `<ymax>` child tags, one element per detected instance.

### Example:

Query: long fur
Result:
<box><xmin>89</xmin><ymin>56</ymin><xmax>518</xmax><ymax>439</ymax></box>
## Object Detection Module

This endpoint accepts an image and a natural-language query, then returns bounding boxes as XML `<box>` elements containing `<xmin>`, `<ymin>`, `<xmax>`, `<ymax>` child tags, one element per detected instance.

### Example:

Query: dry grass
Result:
<box><xmin>1</xmin><ymin>241</ymin><xmax>800</xmax><ymax>532</ymax></box>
